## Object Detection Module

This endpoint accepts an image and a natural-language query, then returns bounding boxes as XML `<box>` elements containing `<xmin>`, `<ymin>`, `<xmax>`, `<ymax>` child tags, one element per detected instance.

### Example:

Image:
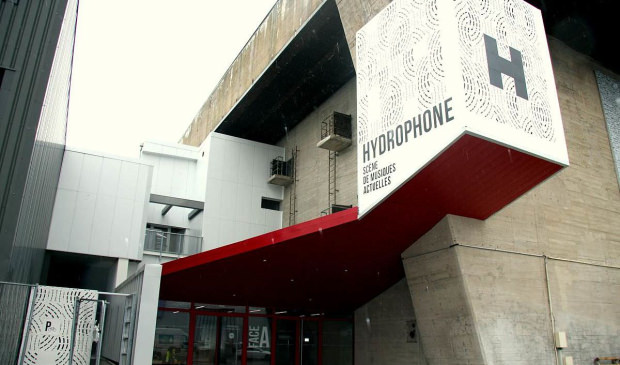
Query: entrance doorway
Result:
<box><xmin>153</xmin><ymin>302</ymin><xmax>352</xmax><ymax>365</ymax></box>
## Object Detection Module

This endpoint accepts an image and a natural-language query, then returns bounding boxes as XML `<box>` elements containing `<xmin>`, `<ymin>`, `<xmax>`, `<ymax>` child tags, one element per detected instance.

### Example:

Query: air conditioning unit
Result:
<box><xmin>322</xmin><ymin>204</ymin><xmax>353</xmax><ymax>215</ymax></box>
<box><xmin>317</xmin><ymin>112</ymin><xmax>352</xmax><ymax>152</ymax></box>
<box><xmin>268</xmin><ymin>156</ymin><xmax>294</xmax><ymax>186</ymax></box>
<box><xmin>331</xmin><ymin>204</ymin><xmax>352</xmax><ymax>213</ymax></box>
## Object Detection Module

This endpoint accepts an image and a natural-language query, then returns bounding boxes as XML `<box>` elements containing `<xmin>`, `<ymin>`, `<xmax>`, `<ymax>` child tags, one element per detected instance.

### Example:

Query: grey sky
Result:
<box><xmin>67</xmin><ymin>0</ymin><xmax>278</xmax><ymax>158</ymax></box>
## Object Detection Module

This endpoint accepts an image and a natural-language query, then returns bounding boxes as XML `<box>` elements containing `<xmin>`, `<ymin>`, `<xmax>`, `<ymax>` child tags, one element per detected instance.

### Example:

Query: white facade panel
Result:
<box><xmin>46</xmin><ymin>189</ymin><xmax>75</xmax><ymax>251</ymax></box>
<box><xmin>140</xmin><ymin>141</ymin><xmax>203</xmax><ymax>201</ymax></box>
<box><xmin>57</xmin><ymin>151</ymin><xmax>82</xmax><ymax>190</ymax></box>
<box><xmin>47</xmin><ymin>149</ymin><xmax>152</xmax><ymax>260</ymax></box>
<box><xmin>90</xmin><ymin>195</ymin><xmax>115</xmax><ymax>256</ymax></box>
<box><xmin>68</xmin><ymin>191</ymin><xmax>97</xmax><ymax>253</ymax></box>
<box><xmin>117</xmin><ymin>161</ymin><xmax>140</xmax><ymax>199</ymax></box>
<box><xmin>201</xmin><ymin>133</ymin><xmax>285</xmax><ymax>250</ymax></box>
<box><xmin>98</xmin><ymin>158</ymin><xmax>122</xmax><ymax>198</ymax></box>
<box><xmin>109</xmin><ymin>197</ymin><xmax>134</xmax><ymax>257</ymax></box>
<box><xmin>78</xmin><ymin>154</ymin><xmax>103</xmax><ymax>194</ymax></box>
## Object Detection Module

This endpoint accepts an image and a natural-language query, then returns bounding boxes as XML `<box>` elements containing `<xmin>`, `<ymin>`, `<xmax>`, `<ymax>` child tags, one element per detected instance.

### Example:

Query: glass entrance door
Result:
<box><xmin>219</xmin><ymin>317</ymin><xmax>243</xmax><ymax>365</ymax></box>
<box><xmin>275</xmin><ymin>319</ymin><xmax>296</xmax><ymax>365</ymax></box>
<box><xmin>301</xmin><ymin>321</ymin><xmax>318</xmax><ymax>365</ymax></box>
<box><xmin>193</xmin><ymin>315</ymin><xmax>217</xmax><ymax>365</ymax></box>
<box><xmin>155</xmin><ymin>302</ymin><xmax>352</xmax><ymax>365</ymax></box>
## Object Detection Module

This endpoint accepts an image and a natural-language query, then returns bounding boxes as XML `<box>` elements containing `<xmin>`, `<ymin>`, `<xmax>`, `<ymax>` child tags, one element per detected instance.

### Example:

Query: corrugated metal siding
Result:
<box><xmin>0</xmin><ymin>283</ymin><xmax>33</xmax><ymax>365</ymax></box>
<box><xmin>11</xmin><ymin>0</ymin><xmax>78</xmax><ymax>283</ymax></box>
<box><xmin>0</xmin><ymin>0</ymin><xmax>71</xmax><ymax>283</ymax></box>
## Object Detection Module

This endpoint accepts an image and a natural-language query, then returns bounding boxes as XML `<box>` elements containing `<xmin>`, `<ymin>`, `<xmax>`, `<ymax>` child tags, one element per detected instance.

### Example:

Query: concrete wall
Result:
<box><xmin>443</xmin><ymin>40</ymin><xmax>620</xmax><ymax>365</ymax></box>
<box><xmin>355</xmin><ymin>279</ymin><xmax>427</xmax><ymax>365</ymax></box>
<box><xmin>334</xmin><ymin>0</ymin><xmax>391</xmax><ymax>68</ymax></box>
<box><xmin>47</xmin><ymin>149</ymin><xmax>152</xmax><ymax>260</ymax></box>
<box><xmin>202</xmin><ymin>133</ymin><xmax>284</xmax><ymax>250</ymax></box>
<box><xmin>278</xmin><ymin>78</ymin><xmax>357</xmax><ymax>226</ymax></box>
<box><xmin>547</xmin><ymin>260</ymin><xmax>620</xmax><ymax>362</ymax></box>
<box><xmin>403</xmin><ymin>213</ymin><xmax>620</xmax><ymax>365</ymax></box>
<box><xmin>180</xmin><ymin>0</ymin><xmax>324</xmax><ymax>147</ymax></box>
<box><xmin>401</xmin><ymin>218</ymin><xmax>488</xmax><ymax>365</ymax></box>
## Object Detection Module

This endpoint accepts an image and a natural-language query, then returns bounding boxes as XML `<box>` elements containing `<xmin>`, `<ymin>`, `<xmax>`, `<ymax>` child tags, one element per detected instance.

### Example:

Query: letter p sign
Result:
<box><xmin>483</xmin><ymin>34</ymin><xmax>528</xmax><ymax>100</ymax></box>
<box><xmin>44</xmin><ymin>318</ymin><xmax>58</xmax><ymax>333</ymax></box>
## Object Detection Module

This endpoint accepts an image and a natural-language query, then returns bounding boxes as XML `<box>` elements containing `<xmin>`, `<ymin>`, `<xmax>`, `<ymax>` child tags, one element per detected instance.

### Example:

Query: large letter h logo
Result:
<box><xmin>483</xmin><ymin>34</ymin><xmax>528</xmax><ymax>100</ymax></box>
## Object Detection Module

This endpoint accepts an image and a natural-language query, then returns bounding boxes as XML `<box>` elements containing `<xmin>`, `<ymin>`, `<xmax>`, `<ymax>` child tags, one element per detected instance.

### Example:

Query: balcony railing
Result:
<box><xmin>144</xmin><ymin>229</ymin><xmax>202</xmax><ymax>259</ymax></box>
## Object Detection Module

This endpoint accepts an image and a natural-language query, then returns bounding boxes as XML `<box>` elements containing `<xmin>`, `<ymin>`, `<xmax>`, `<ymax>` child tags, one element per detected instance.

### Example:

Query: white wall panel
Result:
<box><xmin>140</xmin><ymin>141</ymin><xmax>202</xmax><ymax>201</ymax></box>
<box><xmin>46</xmin><ymin>189</ymin><xmax>76</xmax><ymax>251</ymax></box>
<box><xmin>47</xmin><ymin>149</ymin><xmax>152</xmax><ymax>260</ymax></box>
<box><xmin>98</xmin><ymin>158</ymin><xmax>121</xmax><ymax>197</ymax></box>
<box><xmin>202</xmin><ymin>133</ymin><xmax>285</xmax><ymax>249</ymax></box>
<box><xmin>156</xmin><ymin>157</ymin><xmax>174</xmax><ymax>195</ymax></box>
<box><xmin>118</xmin><ymin>161</ymin><xmax>140</xmax><ymax>199</ymax></box>
<box><xmin>90</xmin><ymin>195</ymin><xmax>115</xmax><ymax>256</ymax></box>
<box><xmin>78</xmin><ymin>155</ymin><xmax>103</xmax><ymax>194</ymax></box>
<box><xmin>235</xmin><ymin>186</ymin><xmax>253</xmax><ymax>224</ymax></box>
<box><xmin>109</xmin><ymin>197</ymin><xmax>134</xmax><ymax>257</ymax></box>
<box><xmin>68</xmin><ymin>191</ymin><xmax>96</xmax><ymax>253</ymax></box>
<box><xmin>57</xmin><ymin>151</ymin><xmax>82</xmax><ymax>190</ymax></box>
<box><xmin>250</xmin><ymin>192</ymin><xmax>266</xmax><ymax>226</ymax></box>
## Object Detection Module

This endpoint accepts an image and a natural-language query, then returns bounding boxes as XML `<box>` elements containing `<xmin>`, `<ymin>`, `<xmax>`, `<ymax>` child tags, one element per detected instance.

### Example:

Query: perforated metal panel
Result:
<box><xmin>21</xmin><ymin>286</ymin><xmax>97</xmax><ymax>365</ymax></box>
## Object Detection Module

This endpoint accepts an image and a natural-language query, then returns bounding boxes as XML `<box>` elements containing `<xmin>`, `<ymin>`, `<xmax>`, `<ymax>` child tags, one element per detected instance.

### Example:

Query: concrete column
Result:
<box><xmin>402</xmin><ymin>215</ymin><xmax>556</xmax><ymax>365</ymax></box>
<box><xmin>114</xmin><ymin>258</ymin><xmax>129</xmax><ymax>288</ymax></box>
<box><xmin>402</xmin><ymin>217</ymin><xmax>486</xmax><ymax>365</ymax></box>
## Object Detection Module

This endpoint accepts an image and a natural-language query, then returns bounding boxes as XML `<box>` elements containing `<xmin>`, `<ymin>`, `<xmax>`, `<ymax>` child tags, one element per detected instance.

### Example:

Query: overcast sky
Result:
<box><xmin>67</xmin><ymin>0</ymin><xmax>278</xmax><ymax>158</ymax></box>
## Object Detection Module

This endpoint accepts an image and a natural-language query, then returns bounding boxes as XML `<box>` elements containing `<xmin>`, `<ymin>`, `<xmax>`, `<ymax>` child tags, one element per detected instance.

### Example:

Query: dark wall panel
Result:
<box><xmin>0</xmin><ymin>0</ymin><xmax>73</xmax><ymax>284</ymax></box>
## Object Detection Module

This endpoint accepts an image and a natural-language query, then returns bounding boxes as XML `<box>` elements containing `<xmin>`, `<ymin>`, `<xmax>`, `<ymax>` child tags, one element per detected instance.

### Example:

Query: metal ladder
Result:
<box><xmin>328</xmin><ymin>150</ymin><xmax>337</xmax><ymax>212</ymax></box>
<box><xmin>288</xmin><ymin>147</ymin><xmax>299</xmax><ymax>226</ymax></box>
<box><xmin>119</xmin><ymin>295</ymin><xmax>137</xmax><ymax>365</ymax></box>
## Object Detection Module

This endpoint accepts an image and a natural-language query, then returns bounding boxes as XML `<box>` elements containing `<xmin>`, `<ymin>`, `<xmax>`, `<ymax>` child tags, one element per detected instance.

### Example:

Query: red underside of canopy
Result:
<box><xmin>160</xmin><ymin>134</ymin><xmax>563</xmax><ymax>313</ymax></box>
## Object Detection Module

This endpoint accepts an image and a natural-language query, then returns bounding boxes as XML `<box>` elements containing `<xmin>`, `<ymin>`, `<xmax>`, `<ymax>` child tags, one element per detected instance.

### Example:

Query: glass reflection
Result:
<box><xmin>247</xmin><ymin>316</ymin><xmax>271</xmax><ymax>365</ymax></box>
<box><xmin>153</xmin><ymin>310</ymin><xmax>189</xmax><ymax>364</ymax></box>
<box><xmin>193</xmin><ymin>315</ymin><xmax>217</xmax><ymax>365</ymax></box>
<box><xmin>218</xmin><ymin>317</ymin><xmax>243</xmax><ymax>365</ymax></box>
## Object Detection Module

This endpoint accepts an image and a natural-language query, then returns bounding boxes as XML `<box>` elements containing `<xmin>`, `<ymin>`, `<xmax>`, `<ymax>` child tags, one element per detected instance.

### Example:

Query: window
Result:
<box><xmin>261</xmin><ymin>197</ymin><xmax>281</xmax><ymax>211</ymax></box>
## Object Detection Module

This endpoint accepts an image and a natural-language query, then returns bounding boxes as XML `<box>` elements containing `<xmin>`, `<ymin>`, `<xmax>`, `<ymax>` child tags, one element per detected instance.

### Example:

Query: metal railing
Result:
<box><xmin>143</xmin><ymin>229</ymin><xmax>202</xmax><ymax>259</ymax></box>
<box><xmin>270</xmin><ymin>156</ymin><xmax>294</xmax><ymax>177</ymax></box>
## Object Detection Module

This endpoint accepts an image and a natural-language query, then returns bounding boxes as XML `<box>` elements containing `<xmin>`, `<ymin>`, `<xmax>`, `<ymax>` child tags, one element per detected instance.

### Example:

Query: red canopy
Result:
<box><xmin>160</xmin><ymin>134</ymin><xmax>562</xmax><ymax>313</ymax></box>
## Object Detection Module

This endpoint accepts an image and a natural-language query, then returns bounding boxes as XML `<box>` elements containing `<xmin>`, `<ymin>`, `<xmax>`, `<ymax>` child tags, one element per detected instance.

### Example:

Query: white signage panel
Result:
<box><xmin>356</xmin><ymin>0</ymin><xmax>568</xmax><ymax>218</ymax></box>
<box><xmin>20</xmin><ymin>286</ymin><xmax>98</xmax><ymax>365</ymax></box>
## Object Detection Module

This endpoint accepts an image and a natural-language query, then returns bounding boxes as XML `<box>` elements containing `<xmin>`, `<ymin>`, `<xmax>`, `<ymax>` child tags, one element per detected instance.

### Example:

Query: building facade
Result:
<box><xmin>0</xmin><ymin>0</ymin><xmax>78</xmax><ymax>363</ymax></box>
<box><xmin>159</xmin><ymin>0</ymin><xmax>620</xmax><ymax>365</ymax></box>
<box><xmin>3</xmin><ymin>0</ymin><xmax>619</xmax><ymax>364</ymax></box>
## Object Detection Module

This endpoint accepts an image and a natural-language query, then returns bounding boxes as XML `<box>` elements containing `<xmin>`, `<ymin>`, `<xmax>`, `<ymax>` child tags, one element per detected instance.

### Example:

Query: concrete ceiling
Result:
<box><xmin>214</xmin><ymin>0</ymin><xmax>617</xmax><ymax>147</ymax></box>
<box><xmin>528</xmin><ymin>0</ymin><xmax>617</xmax><ymax>73</ymax></box>
<box><xmin>215</xmin><ymin>0</ymin><xmax>355</xmax><ymax>145</ymax></box>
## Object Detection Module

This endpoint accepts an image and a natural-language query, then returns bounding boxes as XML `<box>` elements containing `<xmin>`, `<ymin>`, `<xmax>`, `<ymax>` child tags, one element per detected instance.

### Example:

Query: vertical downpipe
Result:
<box><xmin>543</xmin><ymin>256</ymin><xmax>559</xmax><ymax>365</ymax></box>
